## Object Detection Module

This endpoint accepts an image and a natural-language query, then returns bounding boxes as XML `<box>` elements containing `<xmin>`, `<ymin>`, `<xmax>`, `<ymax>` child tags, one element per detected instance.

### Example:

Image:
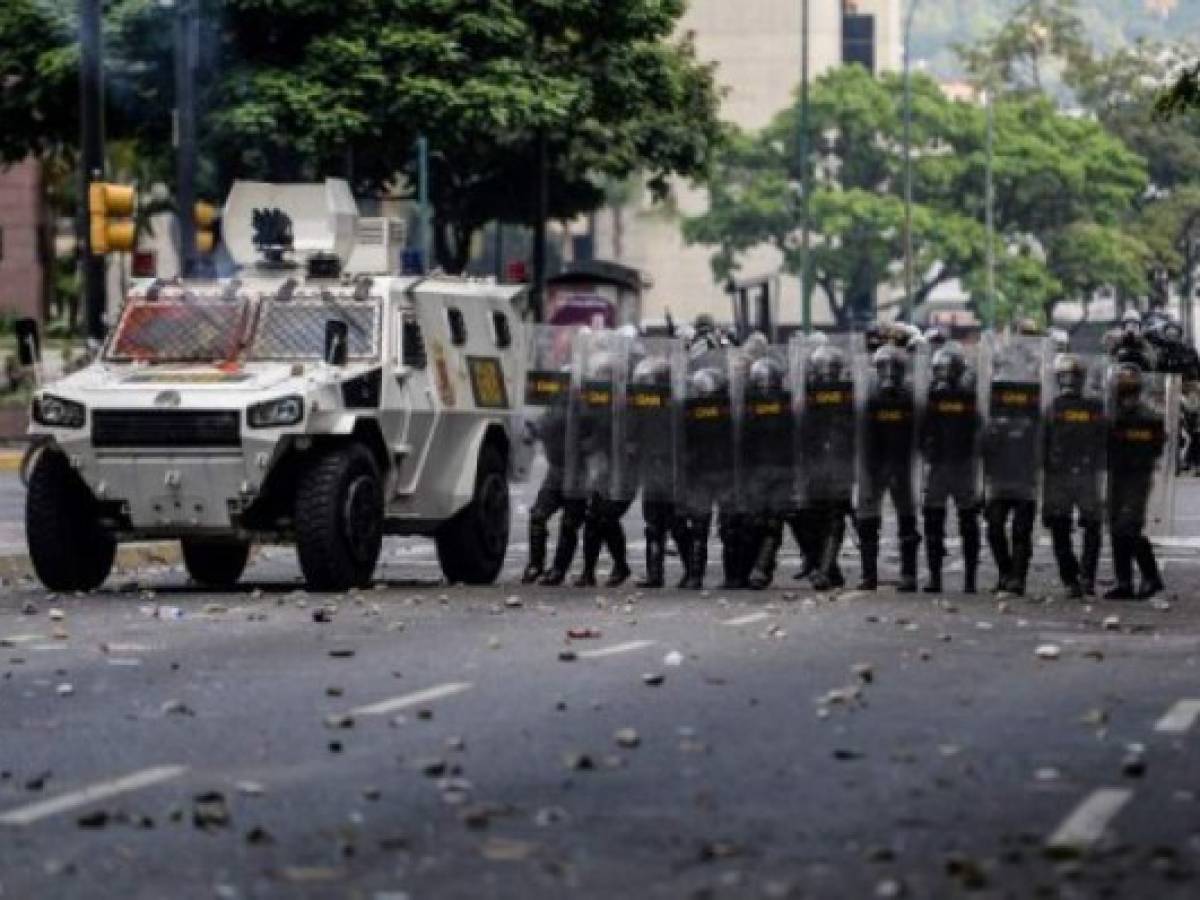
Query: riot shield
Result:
<box><xmin>855</xmin><ymin>343</ymin><xmax>920</xmax><ymax>523</ymax></box>
<box><xmin>624</xmin><ymin>337</ymin><xmax>684</xmax><ymax>508</ymax></box>
<box><xmin>564</xmin><ymin>328</ymin><xmax>623</xmax><ymax>501</ymax></box>
<box><xmin>679</xmin><ymin>347</ymin><xmax>737</xmax><ymax>520</ymax></box>
<box><xmin>918</xmin><ymin>341</ymin><xmax>983</xmax><ymax>513</ymax></box>
<box><xmin>522</xmin><ymin>324</ymin><xmax>580</xmax><ymax>480</ymax></box>
<box><xmin>1043</xmin><ymin>353</ymin><xmax>1108</xmax><ymax>525</ymax></box>
<box><xmin>791</xmin><ymin>334</ymin><xmax>857</xmax><ymax>510</ymax></box>
<box><xmin>1109</xmin><ymin>367</ymin><xmax>1180</xmax><ymax>538</ymax></box>
<box><xmin>739</xmin><ymin>344</ymin><xmax>793</xmax><ymax>518</ymax></box>
<box><xmin>981</xmin><ymin>334</ymin><xmax>1052</xmax><ymax>502</ymax></box>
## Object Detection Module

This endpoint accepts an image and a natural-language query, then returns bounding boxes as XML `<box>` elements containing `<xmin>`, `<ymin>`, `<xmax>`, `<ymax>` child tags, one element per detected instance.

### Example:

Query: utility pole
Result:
<box><xmin>175</xmin><ymin>0</ymin><xmax>199</xmax><ymax>278</ymax></box>
<box><xmin>532</xmin><ymin>130</ymin><xmax>548</xmax><ymax>323</ymax></box>
<box><xmin>79</xmin><ymin>0</ymin><xmax>106</xmax><ymax>345</ymax></box>
<box><xmin>417</xmin><ymin>135</ymin><xmax>431</xmax><ymax>272</ymax></box>
<box><xmin>985</xmin><ymin>88</ymin><xmax>996</xmax><ymax>332</ymax></box>
<box><xmin>799</xmin><ymin>0</ymin><xmax>812</xmax><ymax>333</ymax></box>
<box><xmin>902</xmin><ymin>0</ymin><xmax>923</xmax><ymax>324</ymax></box>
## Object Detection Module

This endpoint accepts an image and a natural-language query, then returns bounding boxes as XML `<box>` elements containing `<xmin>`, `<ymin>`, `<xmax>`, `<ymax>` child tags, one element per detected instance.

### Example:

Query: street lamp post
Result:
<box><xmin>799</xmin><ymin>0</ymin><xmax>811</xmax><ymax>333</ymax></box>
<box><xmin>902</xmin><ymin>0</ymin><xmax>923</xmax><ymax>324</ymax></box>
<box><xmin>984</xmin><ymin>88</ymin><xmax>996</xmax><ymax>331</ymax></box>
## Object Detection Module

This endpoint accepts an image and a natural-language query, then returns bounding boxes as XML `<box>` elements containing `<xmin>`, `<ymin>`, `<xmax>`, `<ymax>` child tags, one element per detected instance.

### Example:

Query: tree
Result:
<box><xmin>959</xmin><ymin>0</ymin><xmax>1092</xmax><ymax>99</ymax></box>
<box><xmin>684</xmin><ymin>65</ymin><xmax>1147</xmax><ymax>327</ymax></box>
<box><xmin>0</xmin><ymin>1</ymin><xmax>724</xmax><ymax>274</ymax></box>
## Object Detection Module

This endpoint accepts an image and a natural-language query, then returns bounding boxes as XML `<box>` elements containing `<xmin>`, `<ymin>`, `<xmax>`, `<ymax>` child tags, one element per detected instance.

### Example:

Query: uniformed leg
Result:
<box><xmin>573</xmin><ymin>498</ymin><xmax>604</xmax><ymax>588</ymax></box>
<box><xmin>540</xmin><ymin>497</ymin><xmax>584</xmax><ymax>586</ymax></box>
<box><xmin>857</xmin><ymin>517</ymin><xmax>880</xmax><ymax>591</ymax></box>
<box><xmin>812</xmin><ymin>504</ymin><xmax>847</xmax><ymax>592</ymax></box>
<box><xmin>1008</xmin><ymin>500</ymin><xmax>1036</xmax><ymax>596</ymax></box>
<box><xmin>1080</xmin><ymin>518</ymin><xmax>1101</xmax><ymax>596</ymax></box>
<box><xmin>638</xmin><ymin>500</ymin><xmax>669</xmax><ymax>589</ymax></box>
<box><xmin>1104</xmin><ymin>531</ymin><xmax>1137</xmax><ymax>600</ymax></box>
<box><xmin>922</xmin><ymin>506</ymin><xmax>946</xmax><ymax>593</ymax></box>
<box><xmin>959</xmin><ymin>505</ymin><xmax>981</xmax><ymax>594</ymax></box>
<box><xmin>789</xmin><ymin>508</ymin><xmax>821</xmax><ymax>581</ymax></box>
<box><xmin>985</xmin><ymin>499</ymin><xmax>1012</xmax><ymax>593</ymax></box>
<box><xmin>601</xmin><ymin>498</ymin><xmax>632</xmax><ymax>588</ymax></box>
<box><xmin>1046</xmin><ymin>514</ymin><xmax>1081</xmax><ymax>597</ymax></box>
<box><xmin>1134</xmin><ymin>535</ymin><xmax>1164</xmax><ymax>599</ymax></box>
<box><xmin>523</xmin><ymin>474</ymin><xmax>563</xmax><ymax>583</ymax></box>
<box><xmin>671</xmin><ymin>513</ymin><xmax>693</xmax><ymax>589</ymax></box>
<box><xmin>683</xmin><ymin>510</ymin><xmax>711</xmax><ymax>591</ymax></box>
<box><xmin>719</xmin><ymin>511</ymin><xmax>747</xmax><ymax>590</ymax></box>
<box><xmin>749</xmin><ymin>516</ymin><xmax>783</xmax><ymax>590</ymax></box>
<box><xmin>898</xmin><ymin>514</ymin><xmax>920</xmax><ymax>593</ymax></box>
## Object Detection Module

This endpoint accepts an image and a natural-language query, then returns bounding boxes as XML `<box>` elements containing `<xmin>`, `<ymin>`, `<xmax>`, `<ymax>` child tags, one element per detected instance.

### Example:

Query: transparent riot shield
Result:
<box><xmin>679</xmin><ymin>347</ymin><xmax>737</xmax><ymax>520</ymax></box>
<box><xmin>1113</xmin><ymin>368</ymin><xmax>1182</xmax><ymax>538</ymax></box>
<box><xmin>564</xmin><ymin>328</ymin><xmax>623</xmax><ymax>501</ymax></box>
<box><xmin>981</xmin><ymin>334</ymin><xmax>1052</xmax><ymax>502</ymax></box>
<box><xmin>791</xmin><ymin>334</ymin><xmax>857</xmax><ymax>511</ymax></box>
<box><xmin>855</xmin><ymin>344</ymin><xmax>920</xmax><ymax>524</ymax></box>
<box><xmin>740</xmin><ymin>344</ymin><xmax>793</xmax><ymax>518</ymax></box>
<box><xmin>918</xmin><ymin>341</ymin><xmax>983</xmax><ymax>514</ymax></box>
<box><xmin>623</xmin><ymin>337</ymin><xmax>684</xmax><ymax>509</ymax></box>
<box><xmin>1043</xmin><ymin>353</ymin><xmax>1108</xmax><ymax>526</ymax></box>
<box><xmin>522</xmin><ymin>324</ymin><xmax>580</xmax><ymax>484</ymax></box>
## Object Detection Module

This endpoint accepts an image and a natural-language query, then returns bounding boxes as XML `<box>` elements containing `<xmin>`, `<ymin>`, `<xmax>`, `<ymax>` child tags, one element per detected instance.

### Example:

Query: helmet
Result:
<box><xmin>924</xmin><ymin>326</ymin><xmax>948</xmax><ymax>349</ymax></box>
<box><xmin>1121</xmin><ymin>308</ymin><xmax>1143</xmax><ymax>336</ymax></box>
<box><xmin>1113</xmin><ymin>362</ymin><xmax>1142</xmax><ymax>405</ymax></box>
<box><xmin>1053</xmin><ymin>353</ymin><xmax>1086</xmax><ymax>396</ymax></box>
<box><xmin>617</xmin><ymin>324</ymin><xmax>640</xmax><ymax>341</ymax></box>
<box><xmin>1017</xmin><ymin>317</ymin><xmax>1043</xmax><ymax>337</ymax></box>
<box><xmin>632</xmin><ymin>355</ymin><xmax>671</xmax><ymax>388</ymax></box>
<box><xmin>1164</xmin><ymin>320</ymin><xmax>1184</xmax><ymax>343</ymax></box>
<box><xmin>693</xmin><ymin>313</ymin><xmax>716</xmax><ymax>334</ymax></box>
<box><xmin>811</xmin><ymin>345</ymin><xmax>846</xmax><ymax>384</ymax></box>
<box><xmin>691</xmin><ymin>366</ymin><xmax>726</xmax><ymax>398</ymax></box>
<box><xmin>807</xmin><ymin>331</ymin><xmax>829</xmax><ymax>348</ymax></box>
<box><xmin>1049</xmin><ymin>328</ymin><xmax>1069</xmax><ymax>352</ymax></box>
<box><xmin>587</xmin><ymin>351</ymin><xmax>616</xmax><ymax>382</ymax></box>
<box><xmin>864</xmin><ymin>324</ymin><xmax>885</xmax><ymax>355</ymax></box>
<box><xmin>931</xmin><ymin>345</ymin><xmax>967</xmax><ymax>388</ymax></box>
<box><xmin>891</xmin><ymin>323</ymin><xmax>921</xmax><ymax>349</ymax></box>
<box><xmin>873</xmin><ymin>344</ymin><xmax>907</xmax><ymax>390</ymax></box>
<box><xmin>749</xmin><ymin>355</ymin><xmax>785</xmax><ymax>394</ymax></box>
<box><xmin>743</xmin><ymin>331</ymin><xmax>769</xmax><ymax>358</ymax></box>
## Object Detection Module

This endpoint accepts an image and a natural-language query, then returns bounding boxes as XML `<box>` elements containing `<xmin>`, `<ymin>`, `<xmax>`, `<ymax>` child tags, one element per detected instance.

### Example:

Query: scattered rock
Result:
<box><xmin>328</xmin><ymin>648</ymin><xmax>356</xmax><ymax>658</ymax></box>
<box><xmin>1102</xmin><ymin>615</ymin><xmax>1121</xmax><ymax>631</ymax></box>
<box><xmin>852</xmin><ymin>662</ymin><xmax>874</xmax><ymax>684</ymax></box>
<box><xmin>504</xmin><ymin>595</ymin><xmax>523</xmax><ymax>609</ymax></box>
<box><xmin>558</xmin><ymin>650</ymin><xmax>578</xmax><ymax>662</ymax></box>
<box><xmin>77</xmin><ymin>810</ymin><xmax>109</xmax><ymax>829</ymax></box>
<box><xmin>642</xmin><ymin>673</ymin><xmax>665</xmax><ymax>687</ymax></box>
<box><xmin>567</xmin><ymin>627</ymin><xmax>601</xmax><ymax>640</ymax></box>
<box><xmin>562</xmin><ymin>751</ymin><xmax>595</xmax><ymax>771</ymax></box>
<box><xmin>20</xmin><ymin>600</ymin><xmax>38</xmax><ymax>616</ymax></box>
<box><xmin>875</xmin><ymin>878</ymin><xmax>906</xmax><ymax>898</ymax></box>
<box><xmin>192</xmin><ymin>792</ymin><xmax>231</xmax><ymax>831</ymax></box>
<box><xmin>324</xmin><ymin>713</ymin><xmax>355</xmax><ymax>730</ymax></box>
<box><xmin>1035</xmin><ymin>644</ymin><xmax>1061</xmax><ymax>661</ymax></box>
<box><xmin>833</xmin><ymin>748</ymin><xmax>863</xmax><ymax>761</ymax></box>
<box><xmin>312</xmin><ymin>607</ymin><xmax>336</xmax><ymax>623</ymax></box>
<box><xmin>56</xmin><ymin>683</ymin><xmax>74</xmax><ymax>697</ymax></box>
<box><xmin>614</xmin><ymin>728</ymin><xmax>640</xmax><ymax>749</ymax></box>
<box><xmin>48</xmin><ymin>608</ymin><xmax>65</xmax><ymax>622</ymax></box>
<box><xmin>663</xmin><ymin>650</ymin><xmax>684</xmax><ymax>667</ymax></box>
<box><xmin>245</xmin><ymin>825</ymin><xmax>274</xmax><ymax>845</ymax></box>
<box><xmin>417</xmin><ymin>758</ymin><xmax>447</xmax><ymax>777</ymax></box>
<box><xmin>161</xmin><ymin>699</ymin><xmax>194</xmax><ymax>717</ymax></box>
<box><xmin>235</xmin><ymin>781</ymin><xmax>265</xmax><ymax>797</ymax></box>
<box><xmin>534</xmin><ymin>806</ymin><xmax>569</xmax><ymax>827</ymax></box>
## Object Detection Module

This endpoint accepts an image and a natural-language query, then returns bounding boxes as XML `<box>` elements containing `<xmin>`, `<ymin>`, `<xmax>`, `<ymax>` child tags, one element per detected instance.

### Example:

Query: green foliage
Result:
<box><xmin>0</xmin><ymin>0</ymin><xmax>724</xmax><ymax>272</ymax></box>
<box><xmin>684</xmin><ymin>65</ymin><xmax>1146</xmax><ymax>327</ymax></box>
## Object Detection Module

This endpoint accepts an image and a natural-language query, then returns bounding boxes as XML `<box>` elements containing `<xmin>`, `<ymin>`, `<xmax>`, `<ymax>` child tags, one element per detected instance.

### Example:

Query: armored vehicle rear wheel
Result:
<box><xmin>436</xmin><ymin>445</ymin><xmax>510</xmax><ymax>585</ymax></box>
<box><xmin>295</xmin><ymin>445</ymin><xmax>384</xmax><ymax>591</ymax></box>
<box><xmin>182</xmin><ymin>538</ymin><xmax>250</xmax><ymax>588</ymax></box>
<box><xmin>26</xmin><ymin>450</ymin><xmax>115</xmax><ymax>592</ymax></box>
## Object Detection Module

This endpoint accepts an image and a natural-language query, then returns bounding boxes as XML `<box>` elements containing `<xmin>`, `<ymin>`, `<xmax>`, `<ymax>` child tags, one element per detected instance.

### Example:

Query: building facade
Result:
<box><xmin>0</xmin><ymin>159</ymin><xmax>47</xmax><ymax>324</ymax></box>
<box><xmin>591</xmin><ymin>0</ymin><xmax>900</xmax><ymax>327</ymax></box>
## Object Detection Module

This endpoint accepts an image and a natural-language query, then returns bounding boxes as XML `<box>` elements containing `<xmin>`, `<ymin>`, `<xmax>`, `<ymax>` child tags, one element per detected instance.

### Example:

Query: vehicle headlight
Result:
<box><xmin>248</xmin><ymin>395</ymin><xmax>305</xmax><ymax>428</ymax></box>
<box><xmin>32</xmin><ymin>394</ymin><xmax>86</xmax><ymax>429</ymax></box>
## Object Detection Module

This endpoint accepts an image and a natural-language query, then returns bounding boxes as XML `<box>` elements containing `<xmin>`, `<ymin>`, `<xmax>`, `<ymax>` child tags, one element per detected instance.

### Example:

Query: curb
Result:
<box><xmin>0</xmin><ymin>541</ymin><xmax>182</xmax><ymax>581</ymax></box>
<box><xmin>0</xmin><ymin>451</ymin><xmax>24</xmax><ymax>473</ymax></box>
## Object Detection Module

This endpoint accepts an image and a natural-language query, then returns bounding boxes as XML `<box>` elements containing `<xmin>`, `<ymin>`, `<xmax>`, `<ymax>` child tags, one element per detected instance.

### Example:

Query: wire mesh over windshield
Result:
<box><xmin>107</xmin><ymin>299</ymin><xmax>249</xmax><ymax>363</ymax></box>
<box><xmin>249</xmin><ymin>300</ymin><xmax>381</xmax><ymax>361</ymax></box>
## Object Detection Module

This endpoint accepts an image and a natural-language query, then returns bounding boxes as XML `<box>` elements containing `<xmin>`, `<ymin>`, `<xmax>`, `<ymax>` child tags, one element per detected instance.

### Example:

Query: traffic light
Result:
<box><xmin>88</xmin><ymin>182</ymin><xmax>136</xmax><ymax>255</ymax></box>
<box><xmin>194</xmin><ymin>200</ymin><xmax>219</xmax><ymax>254</ymax></box>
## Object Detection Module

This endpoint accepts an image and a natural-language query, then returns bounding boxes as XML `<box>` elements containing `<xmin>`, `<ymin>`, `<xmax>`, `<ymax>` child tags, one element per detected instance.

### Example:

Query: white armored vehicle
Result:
<box><xmin>22</xmin><ymin>180</ymin><xmax>529</xmax><ymax>591</ymax></box>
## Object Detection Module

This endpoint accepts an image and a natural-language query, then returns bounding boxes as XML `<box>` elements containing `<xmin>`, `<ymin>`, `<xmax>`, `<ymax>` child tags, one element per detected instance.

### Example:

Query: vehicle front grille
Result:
<box><xmin>92</xmin><ymin>410</ymin><xmax>241</xmax><ymax>449</ymax></box>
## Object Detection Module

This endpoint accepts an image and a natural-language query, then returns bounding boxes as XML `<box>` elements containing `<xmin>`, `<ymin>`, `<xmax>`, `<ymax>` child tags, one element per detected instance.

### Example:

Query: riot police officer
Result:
<box><xmin>742</xmin><ymin>353</ymin><xmax>793</xmax><ymax>590</ymax></box>
<box><xmin>1113</xmin><ymin>309</ymin><xmax>1155</xmax><ymax>371</ymax></box>
<box><xmin>628</xmin><ymin>353</ymin><xmax>685</xmax><ymax>588</ymax></box>
<box><xmin>798</xmin><ymin>344</ymin><xmax>856</xmax><ymax>591</ymax></box>
<box><xmin>1043</xmin><ymin>354</ymin><xmax>1106</xmax><ymax>599</ymax></box>
<box><xmin>858</xmin><ymin>344</ymin><xmax>920</xmax><ymax>592</ymax></box>
<box><xmin>1106</xmin><ymin>364</ymin><xmax>1167</xmax><ymax>600</ymax></box>
<box><xmin>920</xmin><ymin>344</ymin><xmax>982</xmax><ymax>593</ymax></box>
<box><xmin>521</xmin><ymin>385</ymin><xmax>580</xmax><ymax>585</ymax></box>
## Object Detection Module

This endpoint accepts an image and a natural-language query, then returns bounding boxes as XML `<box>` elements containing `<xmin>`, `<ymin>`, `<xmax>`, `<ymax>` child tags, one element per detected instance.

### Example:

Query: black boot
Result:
<box><xmin>923</xmin><ymin>507</ymin><xmax>945</xmax><ymax>593</ymax></box>
<box><xmin>812</xmin><ymin>511</ymin><xmax>846</xmax><ymax>592</ymax></box>
<box><xmin>522</xmin><ymin>518</ymin><xmax>549</xmax><ymax>584</ymax></box>
<box><xmin>604</xmin><ymin>520</ymin><xmax>631</xmax><ymax>588</ymax></box>
<box><xmin>539</xmin><ymin>516</ymin><xmax>579</xmax><ymax>586</ymax></box>
<box><xmin>898</xmin><ymin>517</ymin><xmax>920</xmax><ymax>594</ymax></box>
<box><xmin>748</xmin><ymin>526</ymin><xmax>782</xmax><ymax>590</ymax></box>
<box><xmin>684</xmin><ymin>533</ymin><xmax>708</xmax><ymax>591</ymax></box>
<box><xmin>1104</xmin><ymin>534</ymin><xmax>1137</xmax><ymax>600</ymax></box>
<box><xmin>1010</xmin><ymin>531</ymin><xmax>1032</xmax><ymax>597</ymax></box>
<box><xmin>790</xmin><ymin>511</ymin><xmax>819</xmax><ymax>581</ymax></box>
<box><xmin>1049</xmin><ymin>519</ymin><xmax>1081</xmax><ymax>599</ymax></box>
<box><xmin>1080</xmin><ymin>524</ymin><xmax>1101</xmax><ymax>597</ymax></box>
<box><xmin>672</xmin><ymin>519</ymin><xmax>693</xmax><ymax>589</ymax></box>
<box><xmin>719</xmin><ymin>519</ymin><xmax>746</xmax><ymax>590</ymax></box>
<box><xmin>857</xmin><ymin>518</ymin><xmax>880</xmax><ymax>591</ymax></box>
<box><xmin>986</xmin><ymin>505</ymin><xmax>1012</xmax><ymax>594</ymax></box>
<box><xmin>960</xmin><ymin>509</ymin><xmax>980</xmax><ymax>594</ymax></box>
<box><xmin>573</xmin><ymin>523</ymin><xmax>602</xmax><ymax>588</ymax></box>
<box><xmin>1134</xmin><ymin>536</ymin><xmax>1164</xmax><ymax>599</ymax></box>
<box><xmin>638</xmin><ymin>529</ymin><xmax>665</xmax><ymax>589</ymax></box>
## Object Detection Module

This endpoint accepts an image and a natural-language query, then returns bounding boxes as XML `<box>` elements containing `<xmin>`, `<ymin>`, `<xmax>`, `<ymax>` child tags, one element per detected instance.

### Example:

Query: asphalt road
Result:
<box><xmin>3</xmin><ymin>472</ymin><xmax>1200</xmax><ymax>898</ymax></box>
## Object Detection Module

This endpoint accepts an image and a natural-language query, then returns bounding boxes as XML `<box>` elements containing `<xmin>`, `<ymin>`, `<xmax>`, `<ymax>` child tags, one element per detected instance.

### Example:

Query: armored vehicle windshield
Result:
<box><xmin>248</xmin><ymin>298</ymin><xmax>382</xmax><ymax>361</ymax></box>
<box><xmin>105</xmin><ymin>297</ymin><xmax>250</xmax><ymax>364</ymax></box>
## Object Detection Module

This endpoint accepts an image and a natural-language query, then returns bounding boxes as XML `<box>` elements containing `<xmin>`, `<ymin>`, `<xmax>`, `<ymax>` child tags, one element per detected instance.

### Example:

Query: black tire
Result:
<box><xmin>26</xmin><ymin>450</ymin><xmax>115</xmax><ymax>592</ymax></box>
<box><xmin>436</xmin><ymin>444</ymin><xmax>510</xmax><ymax>585</ymax></box>
<box><xmin>294</xmin><ymin>444</ymin><xmax>384</xmax><ymax>591</ymax></box>
<box><xmin>181</xmin><ymin>538</ymin><xmax>251</xmax><ymax>588</ymax></box>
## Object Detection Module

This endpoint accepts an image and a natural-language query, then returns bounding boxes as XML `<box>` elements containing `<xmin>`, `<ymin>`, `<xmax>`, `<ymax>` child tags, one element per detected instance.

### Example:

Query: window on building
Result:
<box><xmin>842</xmin><ymin>13</ymin><xmax>876</xmax><ymax>73</ymax></box>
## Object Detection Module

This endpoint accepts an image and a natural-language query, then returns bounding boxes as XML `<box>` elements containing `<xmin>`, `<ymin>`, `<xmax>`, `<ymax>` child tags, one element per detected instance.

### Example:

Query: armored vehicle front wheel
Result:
<box><xmin>295</xmin><ymin>445</ymin><xmax>384</xmax><ymax>591</ymax></box>
<box><xmin>26</xmin><ymin>450</ymin><xmax>115</xmax><ymax>592</ymax></box>
<box><xmin>436</xmin><ymin>445</ymin><xmax>510</xmax><ymax>585</ymax></box>
<box><xmin>182</xmin><ymin>538</ymin><xmax>251</xmax><ymax>588</ymax></box>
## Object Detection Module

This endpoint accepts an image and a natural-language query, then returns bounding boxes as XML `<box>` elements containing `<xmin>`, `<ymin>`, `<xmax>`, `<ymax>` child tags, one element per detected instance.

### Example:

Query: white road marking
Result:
<box><xmin>1155</xmin><ymin>699</ymin><xmax>1200</xmax><ymax>735</ymax></box>
<box><xmin>0</xmin><ymin>765</ymin><xmax>188</xmax><ymax>827</ymax></box>
<box><xmin>1046</xmin><ymin>788</ymin><xmax>1132</xmax><ymax>853</ymax></box>
<box><xmin>576</xmin><ymin>639</ymin><xmax>657</xmax><ymax>659</ymax></box>
<box><xmin>722</xmin><ymin>611</ymin><xmax>771</xmax><ymax>627</ymax></box>
<box><xmin>352</xmin><ymin>682</ymin><xmax>473</xmax><ymax>718</ymax></box>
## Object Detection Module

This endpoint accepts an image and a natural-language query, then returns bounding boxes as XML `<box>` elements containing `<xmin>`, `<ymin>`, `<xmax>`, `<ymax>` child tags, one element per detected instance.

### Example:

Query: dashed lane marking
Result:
<box><xmin>1155</xmin><ymin>699</ymin><xmax>1200</xmax><ymax>735</ymax></box>
<box><xmin>576</xmin><ymin>639</ymin><xmax>657</xmax><ymax>659</ymax></box>
<box><xmin>351</xmin><ymin>682</ymin><xmax>473</xmax><ymax>718</ymax></box>
<box><xmin>722</xmin><ymin>611</ymin><xmax>771</xmax><ymax>627</ymax></box>
<box><xmin>0</xmin><ymin>765</ymin><xmax>188</xmax><ymax>827</ymax></box>
<box><xmin>1046</xmin><ymin>788</ymin><xmax>1132</xmax><ymax>853</ymax></box>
